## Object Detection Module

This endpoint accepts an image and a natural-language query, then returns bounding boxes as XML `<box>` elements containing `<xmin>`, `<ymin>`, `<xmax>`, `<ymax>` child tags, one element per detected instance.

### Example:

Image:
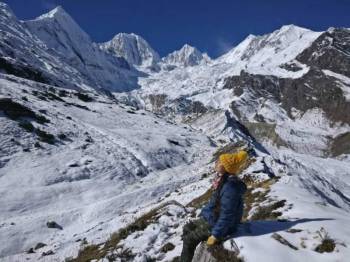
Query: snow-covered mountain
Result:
<box><xmin>1</xmin><ymin>2</ymin><xmax>350</xmax><ymax>262</ymax></box>
<box><xmin>162</xmin><ymin>44</ymin><xmax>211</xmax><ymax>68</ymax></box>
<box><xmin>216</xmin><ymin>24</ymin><xmax>322</xmax><ymax>76</ymax></box>
<box><xmin>0</xmin><ymin>3</ymin><xmax>138</xmax><ymax>92</ymax></box>
<box><xmin>25</xmin><ymin>7</ymin><xmax>139</xmax><ymax>92</ymax></box>
<box><xmin>99</xmin><ymin>33</ymin><xmax>160</xmax><ymax>69</ymax></box>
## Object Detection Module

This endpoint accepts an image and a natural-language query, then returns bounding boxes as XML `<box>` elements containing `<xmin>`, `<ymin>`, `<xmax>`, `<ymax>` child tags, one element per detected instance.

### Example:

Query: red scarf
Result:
<box><xmin>212</xmin><ymin>173</ymin><xmax>224</xmax><ymax>190</ymax></box>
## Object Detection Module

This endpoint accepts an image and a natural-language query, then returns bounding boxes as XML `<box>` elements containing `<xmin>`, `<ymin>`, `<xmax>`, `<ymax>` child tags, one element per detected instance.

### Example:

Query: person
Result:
<box><xmin>180</xmin><ymin>150</ymin><xmax>249</xmax><ymax>262</ymax></box>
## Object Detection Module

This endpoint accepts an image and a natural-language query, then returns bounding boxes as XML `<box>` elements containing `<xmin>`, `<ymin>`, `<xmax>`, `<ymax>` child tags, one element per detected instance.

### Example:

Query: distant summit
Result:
<box><xmin>100</xmin><ymin>33</ymin><xmax>160</xmax><ymax>68</ymax></box>
<box><xmin>163</xmin><ymin>44</ymin><xmax>210</xmax><ymax>67</ymax></box>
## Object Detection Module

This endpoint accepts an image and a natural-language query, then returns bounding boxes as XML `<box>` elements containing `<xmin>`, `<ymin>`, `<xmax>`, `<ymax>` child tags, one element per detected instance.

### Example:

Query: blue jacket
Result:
<box><xmin>200</xmin><ymin>175</ymin><xmax>247</xmax><ymax>239</ymax></box>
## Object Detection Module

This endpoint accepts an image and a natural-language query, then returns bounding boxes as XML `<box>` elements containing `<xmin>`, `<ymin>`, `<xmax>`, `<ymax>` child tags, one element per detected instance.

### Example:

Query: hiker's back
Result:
<box><xmin>200</xmin><ymin>176</ymin><xmax>246</xmax><ymax>239</ymax></box>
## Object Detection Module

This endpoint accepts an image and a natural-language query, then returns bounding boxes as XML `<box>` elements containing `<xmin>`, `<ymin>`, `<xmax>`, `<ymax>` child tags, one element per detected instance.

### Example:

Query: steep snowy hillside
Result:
<box><xmin>217</xmin><ymin>25</ymin><xmax>322</xmax><ymax>76</ymax></box>
<box><xmin>0</xmin><ymin>3</ymin><xmax>79</xmax><ymax>87</ymax></box>
<box><xmin>162</xmin><ymin>44</ymin><xmax>211</xmax><ymax>68</ymax></box>
<box><xmin>99</xmin><ymin>33</ymin><xmax>160</xmax><ymax>70</ymax></box>
<box><xmin>0</xmin><ymin>73</ymin><xmax>215</xmax><ymax>260</ymax></box>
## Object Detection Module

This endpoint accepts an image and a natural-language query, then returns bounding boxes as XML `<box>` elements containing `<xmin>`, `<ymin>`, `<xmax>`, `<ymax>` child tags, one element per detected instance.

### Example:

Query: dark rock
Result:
<box><xmin>18</xmin><ymin>121</ymin><xmax>35</xmax><ymax>133</ymax></box>
<box><xmin>35</xmin><ymin>129</ymin><xmax>55</xmax><ymax>144</ymax></box>
<box><xmin>330</xmin><ymin>132</ymin><xmax>350</xmax><ymax>157</ymax></box>
<box><xmin>46</xmin><ymin>221</ymin><xmax>63</xmax><ymax>230</ymax></box>
<box><xmin>286</xmin><ymin>228</ymin><xmax>303</xmax><ymax>233</ymax></box>
<box><xmin>58</xmin><ymin>133</ymin><xmax>67</xmax><ymax>140</ymax></box>
<box><xmin>167</xmin><ymin>139</ymin><xmax>181</xmax><ymax>146</ymax></box>
<box><xmin>34</xmin><ymin>242</ymin><xmax>47</xmax><ymax>250</ymax></box>
<box><xmin>161</xmin><ymin>242</ymin><xmax>175</xmax><ymax>253</ymax></box>
<box><xmin>0</xmin><ymin>98</ymin><xmax>36</xmax><ymax>120</ymax></box>
<box><xmin>58</xmin><ymin>90</ymin><xmax>69</xmax><ymax>97</ymax></box>
<box><xmin>297</xmin><ymin>28</ymin><xmax>350</xmax><ymax>78</ymax></box>
<box><xmin>75</xmin><ymin>92</ymin><xmax>93</xmax><ymax>102</ymax></box>
<box><xmin>0</xmin><ymin>57</ymin><xmax>50</xmax><ymax>84</ymax></box>
<box><xmin>271</xmin><ymin>233</ymin><xmax>298</xmax><ymax>250</ymax></box>
<box><xmin>26</xmin><ymin>248</ymin><xmax>35</xmax><ymax>254</ymax></box>
<box><xmin>65</xmin><ymin>102</ymin><xmax>90</xmax><ymax>111</ymax></box>
<box><xmin>279</xmin><ymin>62</ymin><xmax>303</xmax><ymax>72</ymax></box>
<box><xmin>42</xmin><ymin>250</ymin><xmax>54</xmax><ymax>256</ymax></box>
<box><xmin>0</xmin><ymin>98</ymin><xmax>50</xmax><ymax>124</ymax></box>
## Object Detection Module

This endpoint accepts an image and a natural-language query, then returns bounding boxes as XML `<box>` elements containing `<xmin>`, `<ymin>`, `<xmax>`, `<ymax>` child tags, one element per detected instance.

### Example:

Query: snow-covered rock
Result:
<box><xmin>217</xmin><ymin>24</ymin><xmax>322</xmax><ymax>75</ymax></box>
<box><xmin>99</xmin><ymin>33</ymin><xmax>160</xmax><ymax>69</ymax></box>
<box><xmin>162</xmin><ymin>44</ymin><xmax>210</xmax><ymax>67</ymax></box>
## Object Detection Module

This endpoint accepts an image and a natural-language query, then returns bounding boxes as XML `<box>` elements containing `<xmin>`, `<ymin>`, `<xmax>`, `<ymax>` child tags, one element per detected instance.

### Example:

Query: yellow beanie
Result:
<box><xmin>219</xmin><ymin>150</ymin><xmax>249</xmax><ymax>175</ymax></box>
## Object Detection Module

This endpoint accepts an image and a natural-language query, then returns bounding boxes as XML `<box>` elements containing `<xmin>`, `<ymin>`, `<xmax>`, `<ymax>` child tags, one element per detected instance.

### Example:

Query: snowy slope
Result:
<box><xmin>0</xmin><ymin>73</ymin><xmax>215</xmax><ymax>259</ymax></box>
<box><xmin>99</xmin><ymin>33</ymin><xmax>160</xmax><ymax>70</ymax></box>
<box><xmin>112</xmin><ymin>150</ymin><xmax>350</xmax><ymax>262</ymax></box>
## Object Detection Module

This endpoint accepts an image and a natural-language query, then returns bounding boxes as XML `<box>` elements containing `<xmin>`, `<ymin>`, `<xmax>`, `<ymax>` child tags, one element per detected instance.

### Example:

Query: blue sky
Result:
<box><xmin>4</xmin><ymin>0</ymin><xmax>350</xmax><ymax>57</ymax></box>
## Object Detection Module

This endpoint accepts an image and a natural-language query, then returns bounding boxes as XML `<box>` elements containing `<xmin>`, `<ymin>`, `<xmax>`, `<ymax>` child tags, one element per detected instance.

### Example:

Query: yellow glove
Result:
<box><xmin>206</xmin><ymin>235</ymin><xmax>217</xmax><ymax>246</ymax></box>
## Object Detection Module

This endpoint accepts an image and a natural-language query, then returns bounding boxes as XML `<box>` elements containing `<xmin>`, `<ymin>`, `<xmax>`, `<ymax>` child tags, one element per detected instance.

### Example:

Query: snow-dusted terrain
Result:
<box><xmin>0</xmin><ymin>2</ymin><xmax>350</xmax><ymax>262</ymax></box>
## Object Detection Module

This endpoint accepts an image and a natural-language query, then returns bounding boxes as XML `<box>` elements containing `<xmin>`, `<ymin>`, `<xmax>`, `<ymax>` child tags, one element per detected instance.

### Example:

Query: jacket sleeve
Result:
<box><xmin>211</xmin><ymin>184</ymin><xmax>239</xmax><ymax>239</ymax></box>
<box><xmin>200</xmin><ymin>191</ymin><xmax>217</xmax><ymax>226</ymax></box>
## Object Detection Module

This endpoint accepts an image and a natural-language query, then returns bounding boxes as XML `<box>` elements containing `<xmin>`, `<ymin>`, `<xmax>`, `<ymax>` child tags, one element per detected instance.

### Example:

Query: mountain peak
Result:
<box><xmin>275</xmin><ymin>24</ymin><xmax>311</xmax><ymax>37</ymax></box>
<box><xmin>217</xmin><ymin>24</ymin><xmax>321</xmax><ymax>70</ymax></box>
<box><xmin>100</xmin><ymin>33</ymin><xmax>160</xmax><ymax>67</ymax></box>
<box><xmin>36</xmin><ymin>5</ymin><xmax>70</xmax><ymax>20</ymax></box>
<box><xmin>181</xmin><ymin>43</ymin><xmax>196</xmax><ymax>50</ymax></box>
<box><xmin>27</xmin><ymin>4</ymin><xmax>91</xmax><ymax>43</ymax></box>
<box><xmin>163</xmin><ymin>44</ymin><xmax>209</xmax><ymax>67</ymax></box>
<box><xmin>0</xmin><ymin>2</ymin><xmax>16</xmax><ymax>18</ymax></box>
<box><xmin>280</xmin><ymin>24</ymin><xmax>307</xmax><ymax>31</ymax></box>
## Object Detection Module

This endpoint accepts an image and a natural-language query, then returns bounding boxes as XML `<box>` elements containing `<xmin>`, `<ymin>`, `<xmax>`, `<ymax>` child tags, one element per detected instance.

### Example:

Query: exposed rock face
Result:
<box><xmin>243</xmin><ymin>122</ymin><xmax>289</xmax><ymax>149</ymax></box>
<box><xmin>330</xmin><ymin>132</ymin><xmax>350</xmax><ymax>157</ymax></box>
<box><xmin>224</xmin><ymin>69</ymin><xmax>350</xmax><ymax>125</ymax></box>
<box><xmin>297</xmin><ymin>28</ymin><xmax>350</xmax><ymax>77</ymax></box>
<box><xmin>147</xmin><ymin>94</ymin><xmax>210</xmax><ymax>118</ymax></box>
